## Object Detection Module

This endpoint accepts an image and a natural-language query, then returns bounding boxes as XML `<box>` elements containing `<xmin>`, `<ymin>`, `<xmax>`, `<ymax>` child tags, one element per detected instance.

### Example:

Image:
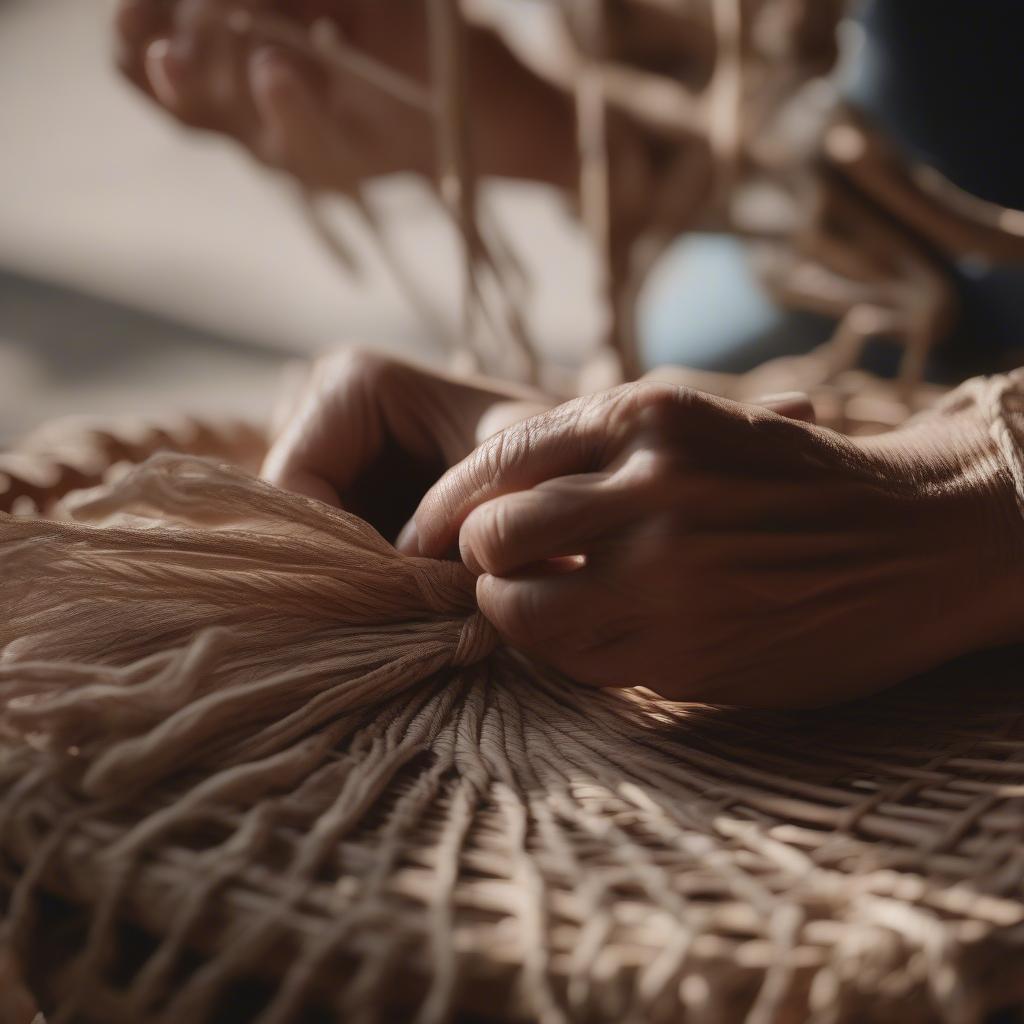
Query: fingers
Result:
<box><xmin>148</xmin><ymin>33</ymin><xmax>345</xmax><ymax>188</ymax></box>
<box><xmin>459</xmin><ymin>474</ymin><xmax>624</xmax><ymax>576</ymax></box>
<box><xmin>138</xmin><ymin>21</ymin><xmax>257</xmax><ymax>133</ymax></box>
<box><xmin>114</xmin><ymin>1</ymin><xmax>435</xmax><ymax>188</ymax></box>
<box><xmin>408</xmin><ymin>391</ymin><xmax>626</xmax><ymax>559</ymax></box>
<box><xmin>144</xmin><ymin>38</ymin><xmax>189</xmax><ymax>111</ymax></box>
<box><xmin>261</xmin><ymin>350</ymin><xmax>381</xmax><ymax>506</ymax></box>
<box><xmin>475</xmin><ymin>570</ymin><xmax>595</xmax><ymax>657</ymax></box>
<box><xmin>262</xmin><ymin>349</ymin><xmax>497</xmax><ymax>529</ymax></box>
<box><xmin>475</xmin><ymin>566</ymin><xmax>645</xmax><ymax>689</ymax></box>
<box><xmin>248</xmin><ymin>47</ymin><xmax>343</xmax><ymax>185</ymax></box>
<box><xmin>126</xmin><ymin>2</ymin><xmax>314</xmax><ymax>152</ymax></box>
<box><xmin>407</xmin><ymin>382</ymin><xmax>824</xmax><ymax>561</ymax></box>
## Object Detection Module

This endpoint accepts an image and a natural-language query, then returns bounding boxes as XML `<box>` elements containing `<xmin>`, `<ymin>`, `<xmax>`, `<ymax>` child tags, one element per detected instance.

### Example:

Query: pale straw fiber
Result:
<box><xmin>0</xmin><ymin>415</ymin><xmax>1022</xmax><ymax>1024</ymax></box>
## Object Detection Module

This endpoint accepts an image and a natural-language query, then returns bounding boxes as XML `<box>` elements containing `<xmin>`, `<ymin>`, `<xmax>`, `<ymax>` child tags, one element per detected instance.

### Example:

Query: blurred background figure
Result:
<box><xmin>2</xmin><ymin>0</ymin><xmax>1022</xmax><ymax>444</ymax></box>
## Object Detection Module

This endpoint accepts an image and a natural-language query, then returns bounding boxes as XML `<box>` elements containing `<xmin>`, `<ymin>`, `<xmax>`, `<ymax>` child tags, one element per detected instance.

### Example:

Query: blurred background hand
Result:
<box><xmin>114</xmin><ymin>0</ymin><xmax>576</xmax><ymax>192</ymax></box>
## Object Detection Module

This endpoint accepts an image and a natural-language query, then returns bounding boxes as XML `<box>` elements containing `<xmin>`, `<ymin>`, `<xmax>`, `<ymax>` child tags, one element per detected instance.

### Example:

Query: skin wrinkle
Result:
<box><xmin>398</xmin><ymin>373</ymin><xmax>1024</xmax><ymax>700</ymax></box>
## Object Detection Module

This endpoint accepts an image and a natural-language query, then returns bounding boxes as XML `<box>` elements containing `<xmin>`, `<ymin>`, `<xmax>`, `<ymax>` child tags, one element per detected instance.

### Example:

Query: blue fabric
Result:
<box><xmin>638</xmin><ymin>234</ymin><xmax>833</xmax><ymax>373</ymax></box>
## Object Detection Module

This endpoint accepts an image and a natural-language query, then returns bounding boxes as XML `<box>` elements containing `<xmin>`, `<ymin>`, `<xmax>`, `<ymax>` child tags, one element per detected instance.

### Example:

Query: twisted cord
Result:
<box><xmin>451</xmin><ymin>611</ymin><xmax>500</xmax><ymax>667</ymax></box>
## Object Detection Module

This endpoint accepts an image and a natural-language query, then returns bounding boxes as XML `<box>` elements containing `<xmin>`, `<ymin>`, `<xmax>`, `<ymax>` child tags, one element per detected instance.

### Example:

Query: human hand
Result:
<box><xmin>114</xmin><ymin>0</ymin><xmax>576</xmax><ymax>191</ymax></box>
<box><xmin>262</xmin><ymin>349</ymin><xmax>551</xmax><ymax>543</ymax></box>
<box><xmin>114</xmin><ymin>0</ymin><xmax>436</xmax><ymax>189</ymax></box>
<box><xmin>402</xmin><ymin>382</ymin><xmax>1023</xmax><ymax>706</ymax></box>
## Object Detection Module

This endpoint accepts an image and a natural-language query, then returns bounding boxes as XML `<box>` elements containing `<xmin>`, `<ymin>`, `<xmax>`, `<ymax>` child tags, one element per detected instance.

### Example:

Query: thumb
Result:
<box><xmin>261</xmin><ymin>350</ymin><xmax>385</xmax><ymax>507</ymax></box>
<box><xmin>406</xmin><ymin>394</ymin><xmax>614</xmax><ymax>559</ymax></box>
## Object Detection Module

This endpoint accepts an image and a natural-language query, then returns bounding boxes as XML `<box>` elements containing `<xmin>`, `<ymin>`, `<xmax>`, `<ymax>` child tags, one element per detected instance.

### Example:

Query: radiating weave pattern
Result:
<box><xmin>1</xmin><ymin>418</ymin><xmax>1023</xmax><ymax>1024</ymax></box>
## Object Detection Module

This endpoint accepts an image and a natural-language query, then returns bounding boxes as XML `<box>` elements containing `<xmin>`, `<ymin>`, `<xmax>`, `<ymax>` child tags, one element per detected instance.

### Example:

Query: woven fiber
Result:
<box><xmin>1</xmin><ymin>418</ymin><xmax>1023</xmax><ymax>1024</ymax></box>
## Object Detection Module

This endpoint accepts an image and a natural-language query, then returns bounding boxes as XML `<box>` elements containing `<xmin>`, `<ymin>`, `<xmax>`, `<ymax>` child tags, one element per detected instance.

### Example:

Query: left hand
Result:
<box><xmin>261</xmin><ymin>348</ymin><xmax>551</xmax><ymax>543</ymax></box>
<box><xmin>400</xmin><ymin>381</ymin><xmax>1023</xmax><ymax>706</ymax></box>
<box><xmin>114</xmin><ymin>0</ymin><xmax>576</xmax><ymax>192</ymax></box>
<box><xmin>115</xmin><ymin>0</ymin><xmax>433</xmax><ymax>190</ymax></box>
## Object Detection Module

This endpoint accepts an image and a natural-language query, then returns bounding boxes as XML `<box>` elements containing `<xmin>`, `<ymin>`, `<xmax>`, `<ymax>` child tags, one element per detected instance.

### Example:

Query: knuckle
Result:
<box><xmin>316</xmin><ymin>347</ymin><xmax>395</xmax><ymax>392</ymax></box>
<box><xmin>474</xmin><ymin>421</ymin><xmax>528</xmax><ymax>484</ymax></box>
<box><xmin>630</xmin><ymin>381</ymin><xmax>691</xmax><ymax>435</ymax></box>
<box><xmin>612</xmin><ymin>448</ymin><xmax>695</xmax><ymax>524</ymax></box>
<box><xmin>635</xmin><ymin>380</ymin><xmax>686</xmax><ymax>410</ymax></box>
<box><xmin>487</xmin><ymin>501</ymin><xmax>514</xmax><ymax>556</ymax></box>
<box><xmin>618</xmin><ymin>445</ymin><xmax>685</xmax><ymax>492</ymax></box>
<box><xmin>602</xmin><ymin>381</ymin><xmax>693</xmax><ymax>448</ymax></box>
<box><xmin>479</xmin><ymin>428</ymin><xmax>508</xmax><ymax>482</ymax></box>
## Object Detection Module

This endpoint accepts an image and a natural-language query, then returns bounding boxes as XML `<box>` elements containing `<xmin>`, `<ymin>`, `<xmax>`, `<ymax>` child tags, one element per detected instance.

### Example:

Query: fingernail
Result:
<box><xmin>395</xmin><ymin>519</ymin><xmax>419</xmax><ymax>555</ymax></box>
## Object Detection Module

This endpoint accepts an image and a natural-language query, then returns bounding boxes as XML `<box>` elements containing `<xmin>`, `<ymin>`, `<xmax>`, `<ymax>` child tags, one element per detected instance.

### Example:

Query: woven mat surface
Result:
<box><xmin>1</xmin><ymin>419</ymin><xmax>1023</xmax><ymax>1024</ymax></box>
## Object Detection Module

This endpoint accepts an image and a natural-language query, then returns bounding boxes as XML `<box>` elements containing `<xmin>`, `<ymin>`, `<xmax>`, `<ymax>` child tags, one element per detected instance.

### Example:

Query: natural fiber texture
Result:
<box><xmin>1</xmin><ymin>397</ymin><xmax>1024</xmax><ymax>1024</ymax></box>
<box><xmin>4</xmin><ymin>4</ymin><xmax>1022</xmax><ymax>1017</ymax></box>
<box><xmin>992</xmin><ymin>369</ymin><xmax>1024</xmax><ymax>517</ymax></box>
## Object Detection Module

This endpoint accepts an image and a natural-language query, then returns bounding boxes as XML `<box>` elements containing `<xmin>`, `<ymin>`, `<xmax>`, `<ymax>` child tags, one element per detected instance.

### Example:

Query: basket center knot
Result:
<box><xmin>452</xmin><ymin>611</ymin><xmax>500</xmax><ymax>667</ymax></box>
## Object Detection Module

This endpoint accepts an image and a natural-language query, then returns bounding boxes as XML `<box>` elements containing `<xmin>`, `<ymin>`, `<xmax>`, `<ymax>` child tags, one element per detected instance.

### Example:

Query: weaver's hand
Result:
<box><xmin>402</xmin><ymin>382</ymin><xmax>1023</xmax><ymax>707</ymax></box>
<box><xmin>114</xmin><ymin>0</ymin><xmax>431</xmax><ymax>188</ymax></box>
<box><xmin>114</xmin><ymin>0</ymin><xmax>575</xmax><ymax>191</ymax></box>
<box><xmin>262</xmin><ymin>349</ymin><xmax>551</xmax><ymax>543</ymax></box>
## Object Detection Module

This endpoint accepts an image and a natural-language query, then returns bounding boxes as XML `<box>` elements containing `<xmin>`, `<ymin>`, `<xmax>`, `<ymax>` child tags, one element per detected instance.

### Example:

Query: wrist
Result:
<box><xmin>857</xmin><ymin>390</ymin><xmax>1024</xmax><ymax>650</ymax></box>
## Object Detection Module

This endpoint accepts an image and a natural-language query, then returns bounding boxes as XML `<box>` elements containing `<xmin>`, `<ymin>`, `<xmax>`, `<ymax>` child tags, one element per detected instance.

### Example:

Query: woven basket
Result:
<box><xmin>1</xmin><ymin>414</ymin><xmax>1023</xmax><ymax>1024</ymax></box>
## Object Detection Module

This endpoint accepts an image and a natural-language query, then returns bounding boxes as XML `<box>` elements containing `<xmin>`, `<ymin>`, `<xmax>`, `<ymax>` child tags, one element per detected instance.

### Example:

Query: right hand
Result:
<box><xmin>261</xmin><ymin>348</ymin><xmax>552</xmax><ymax>546</ymax></box>
<box><xmin>402</xmin><ymin>379</ymin><xmax>1017</xmax><ymax>706</ymax></box>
